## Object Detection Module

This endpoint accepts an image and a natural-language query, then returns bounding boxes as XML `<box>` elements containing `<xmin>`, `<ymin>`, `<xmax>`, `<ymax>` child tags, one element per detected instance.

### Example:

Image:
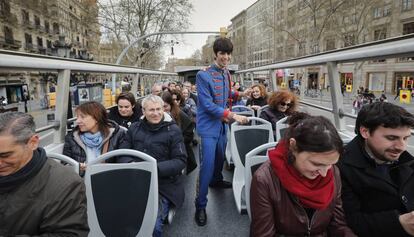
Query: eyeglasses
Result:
<box><xmin>280</xmin><ymin>102</ymin><xmax>292</xmax><ymax>107</ymax></box>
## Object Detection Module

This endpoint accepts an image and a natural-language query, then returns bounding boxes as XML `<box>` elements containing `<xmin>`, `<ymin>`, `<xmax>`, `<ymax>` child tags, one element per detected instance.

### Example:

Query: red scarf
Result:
<box><xmin>268</xmin><ymin>141</ymin><xmax>334</xmax><ymax>209</ymax></box>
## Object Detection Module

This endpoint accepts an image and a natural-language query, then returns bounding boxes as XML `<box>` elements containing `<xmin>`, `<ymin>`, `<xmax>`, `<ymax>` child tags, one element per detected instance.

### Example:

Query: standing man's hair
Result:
<box><xmin>0</xmin><ymin>112</ymin><xmax>36</xmax><ymax>144</ymax></box>
<box><xmin>213</xmin><ymin>37</ymin><xmax>233</xmax><ymax>55</ymax></box>
<box><xmin>355</xmin><ymin>102</ymin><xmax>414</xmax><ymax>137</ymax></box>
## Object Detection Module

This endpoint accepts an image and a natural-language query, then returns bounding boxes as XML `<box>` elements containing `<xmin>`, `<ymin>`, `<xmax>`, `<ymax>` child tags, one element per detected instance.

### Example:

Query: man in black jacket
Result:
<box><xmin>338</xmin><ymin>102</ymin><xmax>414</xmax><ymax>237</ymax></box>
<box><xmin>0</xmin><ymin>112</ymin><xmax>88</xmax><ymax>236</ymax></box>
<box><xmin>119</xmin><ymin>95</ymin><xmax>187</xmax><ymax>237</ymax></box>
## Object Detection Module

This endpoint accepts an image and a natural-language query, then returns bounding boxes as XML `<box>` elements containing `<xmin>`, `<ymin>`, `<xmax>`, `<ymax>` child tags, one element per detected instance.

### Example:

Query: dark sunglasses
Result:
<box><xmin>280</xmin><ymin>102</ymin><xmax>292</xmax><ymax>107</ymax></box>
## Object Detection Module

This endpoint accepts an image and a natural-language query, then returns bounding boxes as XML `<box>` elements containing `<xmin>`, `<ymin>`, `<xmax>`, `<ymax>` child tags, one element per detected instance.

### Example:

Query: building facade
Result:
<box><xmin>0</xmin><ymin>0</ymin><xmax>100</xmax><ymax>104</ymax></box>
<box><xmin>229</xmin><ymin>0</ymin><xmax>414</xmax><ymax>94</ymax></box>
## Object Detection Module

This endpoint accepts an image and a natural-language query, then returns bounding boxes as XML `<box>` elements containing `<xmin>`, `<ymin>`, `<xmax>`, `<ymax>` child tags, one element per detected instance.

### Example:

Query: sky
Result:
<box><xmin>163</xmin><ymin>0</ymin><xmax>258</xmax><ymax>60</ymax></box>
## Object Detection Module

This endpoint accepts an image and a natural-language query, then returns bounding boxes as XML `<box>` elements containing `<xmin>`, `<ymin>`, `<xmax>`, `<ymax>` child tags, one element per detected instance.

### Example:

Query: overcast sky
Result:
<box><xmin>163</xmin><ymin>0</ymin><xmax>258</xmax><ymax>60</ymax></box>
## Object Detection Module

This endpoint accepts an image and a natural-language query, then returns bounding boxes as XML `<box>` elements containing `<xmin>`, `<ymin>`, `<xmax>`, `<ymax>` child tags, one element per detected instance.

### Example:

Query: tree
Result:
<box><xmin>97</xmin><ymin>0</ymin><xmax>193</xmax><ymax>69</ymax></box>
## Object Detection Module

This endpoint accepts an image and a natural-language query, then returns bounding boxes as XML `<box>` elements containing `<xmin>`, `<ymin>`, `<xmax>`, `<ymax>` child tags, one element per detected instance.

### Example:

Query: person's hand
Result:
<box><xmin>243</xmin><ymin>88</ymin><xmax>252</xmax><ymax>96</ymax></box>
<box><xmin>399</xmin><ymin>211</ymin><xmax>414</xmax><ymax>235</ymax></box>
<box><xmin>233</xmin><ymin>114</ymin><xmax>249</xmax><ymax>124</ymax></box>
<box><xmin>80</xmin><ymin>162</ymin><xmax>87</xmax><ymax>172</ymax></box>
<box><xmin>251</xmin><ymin>105</ymin><xmax>261</xmax><ymax>110</ymax></box>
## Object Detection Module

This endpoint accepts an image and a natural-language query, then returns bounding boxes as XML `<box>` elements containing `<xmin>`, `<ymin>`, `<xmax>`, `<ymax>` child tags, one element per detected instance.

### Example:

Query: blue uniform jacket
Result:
<box><xmin>196</xmin><ymin>64</ymin><xmax>238</xmax><ymax>137</ymax></box>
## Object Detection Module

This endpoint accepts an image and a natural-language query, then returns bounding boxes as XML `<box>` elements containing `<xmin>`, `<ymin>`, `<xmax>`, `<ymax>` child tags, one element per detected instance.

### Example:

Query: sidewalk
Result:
<box><xmin>302</xmin><ymin>90</ymin><xmax>414</xmax><ymax>114</ymax></box>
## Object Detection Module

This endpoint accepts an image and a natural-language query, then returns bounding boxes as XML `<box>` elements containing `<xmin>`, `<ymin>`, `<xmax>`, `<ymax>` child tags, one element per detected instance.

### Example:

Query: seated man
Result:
<box><xmin>0</xmin><ymin>112</ymin><xmax>88</xmax><ymax>236</ymax></box>
<box><xmin>338</xmin><ymin>102</ymin><xmax>414</xmax><ymax>237</ymax></box>
<box><xmin>119</xmin><ymin>95</ymin><xmax>186</xmax><ymax>237</ymax></box>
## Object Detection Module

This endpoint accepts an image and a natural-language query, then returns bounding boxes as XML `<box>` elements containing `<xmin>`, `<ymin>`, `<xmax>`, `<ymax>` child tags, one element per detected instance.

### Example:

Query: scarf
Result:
<box><xmin>0</xmin><ymin>147</ymin><xmax>47</xmax><ymax>193</ymax></box>
<box><xmin>268</xmin><ymin>141</ymin><xmax>334</xmax><ymax>209</ymax></box>
<box><xmin>80</xmin><ymin>131</ymin><xmax>103</xmax><ymax>160</ymax></box>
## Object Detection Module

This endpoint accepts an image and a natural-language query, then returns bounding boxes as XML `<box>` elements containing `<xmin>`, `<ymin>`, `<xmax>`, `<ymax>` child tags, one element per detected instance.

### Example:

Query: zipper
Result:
<box><xmin>292</xmin><ymin>196</ymin><xmax>316</xmax><ymax>237</ymax></box>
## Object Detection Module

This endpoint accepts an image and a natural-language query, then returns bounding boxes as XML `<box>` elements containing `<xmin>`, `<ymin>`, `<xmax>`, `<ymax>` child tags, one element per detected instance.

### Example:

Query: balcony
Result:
<box><xmin>0</xmin><ymin>36</ymin><xmax>22</xmax><ymax>50</ymax></box>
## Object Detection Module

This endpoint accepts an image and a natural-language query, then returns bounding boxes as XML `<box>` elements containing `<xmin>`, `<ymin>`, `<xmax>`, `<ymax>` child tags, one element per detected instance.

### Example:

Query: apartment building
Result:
<box><xmin>0</xmin><ymin>0</ymin><xmax>100</xmax><ymax>103</ymax></box>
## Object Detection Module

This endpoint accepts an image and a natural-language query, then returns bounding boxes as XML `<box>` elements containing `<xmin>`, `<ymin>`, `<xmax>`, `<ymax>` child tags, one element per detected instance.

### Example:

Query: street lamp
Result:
<box><xmin>170</xmin><ymin>40</ymin><xmax>179</xmax><ymax>56</ymax></box>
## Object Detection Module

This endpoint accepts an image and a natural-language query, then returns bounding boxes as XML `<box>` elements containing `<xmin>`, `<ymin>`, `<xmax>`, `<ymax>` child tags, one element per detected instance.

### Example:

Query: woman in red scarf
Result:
<box><xmin>250</xmin><ymin>113</ymin><xmax>356</xmax><ymax>237</ymax></box>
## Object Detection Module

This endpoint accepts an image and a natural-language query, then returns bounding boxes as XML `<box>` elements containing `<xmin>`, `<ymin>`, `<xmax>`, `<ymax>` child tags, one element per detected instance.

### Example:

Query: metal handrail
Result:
<box><xmin>237</xmin><ymin>33</ymin><xmax>414</xmax><ymax>73</ymax></box>
<box><xmin>0</xmin><ymin>49</ymin><xmax>177</xmax><ymax>75</ymax></box>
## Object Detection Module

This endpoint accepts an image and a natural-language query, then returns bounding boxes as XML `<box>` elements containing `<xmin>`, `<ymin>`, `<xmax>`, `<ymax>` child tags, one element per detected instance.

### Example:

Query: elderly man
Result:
<box><xmin>120</xmin><ymin>95</ymin><xmax>187</xmax><ymax>237</ymax></box>
<box><xmin>338</xmin><ymin>102</ymin><xmax>414</xmax><ymax>237</ymax></box>
<box><xmin>151</xmin><ymin>83</ymin><xmax>163</xmax><ymax>96</ymax></box>
<box><xmin>0</xmin><ymin>112</ymin><xmax>88</xmax><ymax>236</ymax></box>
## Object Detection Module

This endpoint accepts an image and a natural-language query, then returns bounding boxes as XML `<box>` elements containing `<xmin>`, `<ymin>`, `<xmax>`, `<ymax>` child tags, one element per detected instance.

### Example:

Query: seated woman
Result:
<box><xmin>259</xmin><ymin>90</ymin><xmax>298</xmax><ymax>136</ymax></box>
<box><xmin>161</xmin><ymin>91</ymin><xmax>197</xmax><ymax>174</ymax></box>
<box><xmin>246</xmin><ymin>84</ymin><xmax>268</xmax><ymax>115</ymax></box>
<box><xmin>250</xmin><ymin>113</ymin><xmax>356</xmax><ymax>237</ymax></box>
<box><xmin>181</xmin><ymin>88</ymin><xmax>197</xmax><ymax>119</ymax></box>
<box><xmin>63</xmin><ymin>101</ymin><xmax>126</xmax><ymax>173</ymax></box>
<box><xmin>108</xmin><ymin>92</ymin><xmax>142</xmax><ymax>128</ymax></box>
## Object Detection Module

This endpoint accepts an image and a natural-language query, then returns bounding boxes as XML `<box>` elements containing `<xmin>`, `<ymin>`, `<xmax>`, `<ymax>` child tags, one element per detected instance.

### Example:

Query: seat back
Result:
<box><xmin>245</xmin><ymin>142</ymin><xmax>277</xmax><ymax>219</ymax></box>
<box><xmin>256</xmin><ymin>105</ymin><xmax>269</xmax><ymax>118</ymax></box>
<box><xmin>85</xmin><ymin>149</ymin><xmax>158</xmax><ymax>237</ymax></box>
<box><xmin>230</xmin><ymin>117</ymin><xmax>274</xmax><ymax>213</ymax></box>
<box><xmin>275</xmin><ymin>116</ymin><xmax>289</xmax><ymax>141</ymax></box>
<box><xmin>231</xmin><ymin>117</ymin><xmax>274</xmax><ymax>168</ymax></box>
<box><xmin>225</xmin><ymin>105</ymin><xmax>256</xmax><ymax>165</ymax></box>
<box><xmin>231</xmin><ymin>105</ymin><xmax>255</xmax><ymax>117</ymax></box>
<box><xmin>47</xmin><ymin>152</ymin><xmax>80</xmax><ymax>175</ymax></box>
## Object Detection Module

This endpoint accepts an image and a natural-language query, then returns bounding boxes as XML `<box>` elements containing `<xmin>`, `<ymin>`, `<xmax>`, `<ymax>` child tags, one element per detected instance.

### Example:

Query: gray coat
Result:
<box><xmin>0</xmin><ymin>148</ymin><xmax>89</xmax><ymax>236</ymax></box>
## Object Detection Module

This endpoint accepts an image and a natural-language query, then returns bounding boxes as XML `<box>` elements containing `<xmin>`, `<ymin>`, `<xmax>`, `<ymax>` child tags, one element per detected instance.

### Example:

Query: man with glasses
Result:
<box><xmin>120</xmin><ymin>95</ymin><xmax>187</xmax><ymax>237</ymax></box>
<box><xmin>0</xmin><ymin>112</ymin><xmax>88</xmax><ymax>236</ymax></box>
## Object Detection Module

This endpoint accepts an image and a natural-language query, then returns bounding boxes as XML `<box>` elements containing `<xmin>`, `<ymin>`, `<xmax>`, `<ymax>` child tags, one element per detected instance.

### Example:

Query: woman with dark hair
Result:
<box><xmin>63</xmin><ymin>101</ymin><xmax>126</xmax><ymax>172</ymax></box>
<box><xmin>246</xmin><ymin>84</ymin><xmax>268</xmax><ymax>114</ymax></box>
<box><xmin>161</xmin><ymin>91</ymin><xmax>197</xmax><ymax>174</ymax></box>
<box><xmin>260</xmin><ymin>90</ymin><xmax>298</xmax><ymax>136</ymax></box>
<box><xmin>170</xmin><ymin>89</ymin><xmax>193</xmax><ymax>119</ymax></box>
<box><xmin>108</xmin><ymin>92</ymin><xmax>142</xmax><ymax>128</ymax></box>
<box><xmin>250</xmin><ymin>113</ymin><xmax>356</xmax><ymax>237</ymax></box>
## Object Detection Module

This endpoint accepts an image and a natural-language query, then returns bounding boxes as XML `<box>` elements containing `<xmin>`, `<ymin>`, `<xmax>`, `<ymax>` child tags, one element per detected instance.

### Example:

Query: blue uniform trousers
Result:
<box><xmin>195</xmin><ymin>123</ymin><xmax>227</xmax><ymax>209</ymax></box>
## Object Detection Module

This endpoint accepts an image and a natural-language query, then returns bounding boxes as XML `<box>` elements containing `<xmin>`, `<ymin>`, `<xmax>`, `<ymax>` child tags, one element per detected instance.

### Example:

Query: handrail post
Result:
<box><xmin>240</xmin><ymin>73</ymin><xmax>244</xmax><ymax>85</ymax></box>
<box><xmin>300</xmin><ymin>68</ymin><xmax>307</xmax><ymax>100</ymax></box>
<box><xmin>53</xmin><ymin>69</ymin><xmax>71</xmax><ymax>143</ymax></box>
<box><xmin>250</xmin><ymin>73</ymin><xmax>254</xmax><ymax>86</ymax></box>
<box><xmin>326</xmin><ymin>62</ymin><xmax>346</xmax><ymax>131</ymax></box>
<box><xmin>131</xmin><ymin>73</ymin><xmax>139</xmax><ymax>98</ymax></box>
<box><xmin>270</xmin><ymin>69</ymin><xmax>277</xmax><ymax>92</ymax></box>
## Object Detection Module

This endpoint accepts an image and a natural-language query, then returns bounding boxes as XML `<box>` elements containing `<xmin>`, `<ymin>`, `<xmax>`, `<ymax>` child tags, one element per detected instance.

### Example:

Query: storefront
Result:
<box><xmin>394</xmin><ymin>72</ymin><xmax>414</xmax><ymax>93</ymax></box>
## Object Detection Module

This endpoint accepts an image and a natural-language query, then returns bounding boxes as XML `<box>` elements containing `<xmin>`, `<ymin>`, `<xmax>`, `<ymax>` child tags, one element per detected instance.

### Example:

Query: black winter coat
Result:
<box><xmin>108</xmin><ymin>104</ymin><xmax>142</xmax><ymax>128</ymax></box>
<box><xmin>63</xmin><ymin>120</ymin><xmax>126</xmax><ymax>163</ymax></box>
<box><xmin>259</xmin><ymin>107</ymin><xmax>286</xmax><ymax>136</ymax></box>
<box><xmin>177</xmin><ymin>110</ymin><xmax>197</xmax><ymax>174</ymax></box>
<box><xmin>119</xmin><ymin>113</ymin><xmax>187</xmax><ymax>208</ymax></box>
<box><xmin>338</xmin><ymin>136</ymin><xmax>414</xmax><ymax>237</ymax></box>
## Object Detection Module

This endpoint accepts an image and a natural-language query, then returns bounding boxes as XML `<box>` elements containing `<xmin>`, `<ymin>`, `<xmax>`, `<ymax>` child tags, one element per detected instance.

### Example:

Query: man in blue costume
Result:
<box><xmin>194</xmin><ymin>37</ymin><xmax>250</xmax><ymax>226</ymax></box>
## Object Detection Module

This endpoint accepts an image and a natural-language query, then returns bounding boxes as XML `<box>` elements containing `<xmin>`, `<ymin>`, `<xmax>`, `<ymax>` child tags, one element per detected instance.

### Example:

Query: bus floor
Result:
<box><xmin>163</xmin><ymin>143</ymin><xmax>250</xmax><ymax>237</ymax></box>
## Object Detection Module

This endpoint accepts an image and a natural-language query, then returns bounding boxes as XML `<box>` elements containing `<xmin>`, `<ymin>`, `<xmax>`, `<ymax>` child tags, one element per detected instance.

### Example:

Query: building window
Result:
<box><xmin>4</xmin><ymin>26</ymin><xmax>13</xmax><ymax>43</ymax></box>
<box><xmin>52</xmin><ymin>23</ymin><xmax>59</xmax><ymax>34</ymax></box>
<box><xmin>45</xmin><ymin>21</ymin><xmax>50</xmax><ymax>33</ymax></box>
<box><xmin>403</xmin><ymin>22</ymin><xmax>414</xmax><ymax>35</ymax></box>
<box><xmin>0</xmin><ymin>0</ymin><xmax>11</xmax><ymax>16</ymax></box>
<box><xmin>344</xmin><ymin>33</ymin><xmax>356</xmax><ymax>47</ymax></box>
<box><xmin>326</xmin><ymin>38</ymin><xmax>336</xmax><ymax>51</ymax></box>
<box><xmin>25</xmin><ymin>33</ymin><xmax>33</xmax><ymax>48</ymax></box>
<box><xmin>373</xmin><ymin>7</ymin><xmax>383</xmax><ymax>18</ymax></box>
<box><xmin>22</xmin><ymin>10</ymin><xmax>29</xmax><ymax>24</ymax></box>
<box><xmin>374</xmin><ymin>28</ymin><xmax>387</xmax><ymax>40</ymax></box>
<box><xmin>37</xmin><ymin>37</ymin><xmax>43</xmax><ymax>47</ymax></box>
<box><xmin>46</xmin><ymin>40</ymin><xmax>52</xmax><ymax>48</ymax></box>
<box><xmin>402</xmin><ymin>0</ymin><xmax>412</xmax><ymax>11</ymax></box>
